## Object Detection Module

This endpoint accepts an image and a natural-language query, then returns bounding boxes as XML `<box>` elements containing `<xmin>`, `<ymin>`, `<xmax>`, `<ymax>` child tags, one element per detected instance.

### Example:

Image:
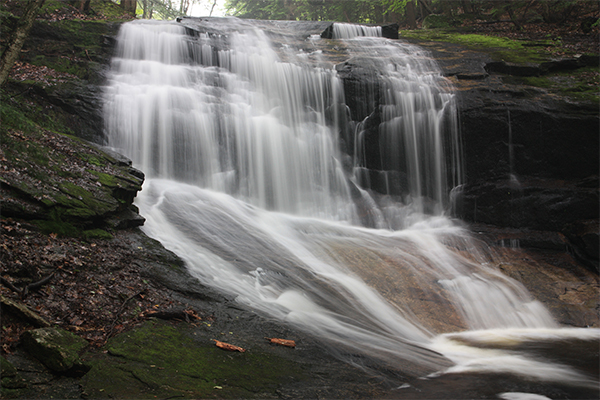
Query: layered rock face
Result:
<box><xmin>448</xmin><ymin>48</ymin><xmax>598</xmax><ymax>271</ymax></box>
<box><xmin>341</xmin><ymin>36</ymin><xmax>599</xmax><ymax>271</ymax></box>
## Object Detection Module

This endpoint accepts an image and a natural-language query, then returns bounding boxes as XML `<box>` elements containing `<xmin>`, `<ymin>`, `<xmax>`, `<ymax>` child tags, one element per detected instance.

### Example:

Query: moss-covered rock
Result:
<box><xmin>21</xmin><ymin>327</ymin><xmax>90</xmax><ymax>375</ymax></box>
<box><xmin>0</xmin><ymin>121</ymin><xmax>144</xmax><ymax>236</ymax></box>
<box><xmin>0</xmin><ymin>356</ymin><xmax>27</xmax><ymax>394</ymax></box>
<box><xmin>81</xmin><ymin>319</ymin><xmax>305</xmax><ymax>399</ymax></box>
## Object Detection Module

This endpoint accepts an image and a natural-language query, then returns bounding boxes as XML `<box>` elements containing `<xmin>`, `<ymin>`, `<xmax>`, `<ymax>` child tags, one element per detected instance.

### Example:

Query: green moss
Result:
<box><xmin>82</xmin><ymin>320</ymin><xmax>304</xmax><ymax>399</ymax></box>
<box><xmin>401</xmin><ymin>30</ymin><xmax>553</xmax><ymax>64</ymax></box>
<box><xmin>82</xmin><ymin>229</ymin><xmax>113</xmax><ymax>240</ymax></box>
<box><xmin>0</xmin><ymin>89</ymin><xmax>73</xmax><ymax>137</ymax></box>
<box><xmin>0</xmin><ymin>356</ymin><xmax>26</xmax><ymax>394</ymax></box>
<box><xmin>58</xmin><ymin>181</ymin><xmax>116</xmax><ymax>215</ymax></box>
<box><xmin>81</xmin><ymin>154</ymin><xmax>107</xmax><ymax>167</ymax></box>
<box><xmin>65</xmin><ymin>207</ymin><xmax>98</xmax><ymax>219</ymax></box>
<box><xmin>32</xmin><ymin>218</ymin><xmax>80</xmax><ymax>237</ymax></box>
<box><xmin>502</xmin><ymin>67</ymin><xmax>600</xmax><ymax>104</ymax></box>
<box><xmin>89</xmin><ymin>170</ymin><xmax>118</xmax><ymax>187</ymax></box>
<box><xmin>0</xmin><ymin>357</ymin><xmax>27</xmax><ymax>400</ymax></box>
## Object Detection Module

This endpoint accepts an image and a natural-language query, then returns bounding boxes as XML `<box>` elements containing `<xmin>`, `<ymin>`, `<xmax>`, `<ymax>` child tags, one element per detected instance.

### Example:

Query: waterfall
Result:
<box><xmin>104</xmin><ymin>19</ymin><xmax>598</xmax><ymax>386</ymax></box>
<box><xmin>332</xmin><ymin>22</ymin><xmax>382</xmax><ymax>39</ymax></box>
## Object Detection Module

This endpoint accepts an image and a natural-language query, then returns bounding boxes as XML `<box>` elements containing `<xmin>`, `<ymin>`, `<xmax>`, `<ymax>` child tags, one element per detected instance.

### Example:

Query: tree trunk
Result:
<box><xmin>406</xmin><ymin>0</ymin><xmax>417</xmax><ymax>29</ymax></box>
<box><xmin>209</xmin><ymin>0</ymin><xmax>218</xmax><ymax>17</ymax></box>
<box><xmin>418</xmin><ymin>0</ymin><xmax>433</xmax><ymax>17</ymax></box>
<box><xmin>121</xmin><ymin>0</ymin><xmax>136</xmax><ymax>15</ymax></box>
<box><xmin>0</xmin><ymin>0</ymin><xmax>46</xmax><ymax>86</ymax></box>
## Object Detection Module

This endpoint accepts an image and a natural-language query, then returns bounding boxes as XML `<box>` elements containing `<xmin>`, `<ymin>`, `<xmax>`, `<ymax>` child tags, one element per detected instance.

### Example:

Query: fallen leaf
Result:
<box><xmin>184</xmin><ymin>309</ymin><xmax>202</xmax><ymax>320</ymax></box>
<box><xmin>265</xmin><ymin>337</ymin><xmax>296</xmax><ymax>348</ymax></box>
<box><xmin>213</xmin><ymin>339</ymin><xmax>246</xmax><ymax>352</ymax></box>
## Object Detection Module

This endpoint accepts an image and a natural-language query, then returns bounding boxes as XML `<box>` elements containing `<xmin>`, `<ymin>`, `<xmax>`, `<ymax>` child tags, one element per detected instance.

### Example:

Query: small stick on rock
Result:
<box><xmin>265</xmin><ymin>337</ymin><xmax>296</xmax><ymax>348</ymax></box>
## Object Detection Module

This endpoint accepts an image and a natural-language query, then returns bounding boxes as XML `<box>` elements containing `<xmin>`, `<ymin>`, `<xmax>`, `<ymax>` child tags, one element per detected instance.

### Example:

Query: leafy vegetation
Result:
<box><xmin>222</xmin><ymin>0</ymin><xmax>599</xmax><ymax>31</ymax></box>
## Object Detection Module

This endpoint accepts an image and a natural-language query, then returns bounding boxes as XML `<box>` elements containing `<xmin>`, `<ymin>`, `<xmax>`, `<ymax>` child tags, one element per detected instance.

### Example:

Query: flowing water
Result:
<box><xmin>104</xmin><ymin>19</ymin><xmax>598</xmax><ymax>391</ymax></box>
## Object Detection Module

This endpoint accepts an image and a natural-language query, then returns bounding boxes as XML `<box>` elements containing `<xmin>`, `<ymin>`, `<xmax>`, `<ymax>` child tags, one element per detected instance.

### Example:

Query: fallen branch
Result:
<box><xmin>213</xmin><ymin>339</ymin><xmax>246</xmax><ymax>352</ymax></box>
<box><xmin>265</xmin><ymin>337</ymin><xmax>296</xmax><ymax>348</ymax></box>
<box><xmin>23</xmin><ymin>271</ymin><xmax>55</xmax><ymax>296</ymax></box>
<box><xmin>106</xmin><ymin>290</ymin><xmax>144</xmax><ymax>339</ymax></box>
<box><xmin>0</xmin><ymin>276</ymin><xmax>21</xmax><ymax>294</ymax></box>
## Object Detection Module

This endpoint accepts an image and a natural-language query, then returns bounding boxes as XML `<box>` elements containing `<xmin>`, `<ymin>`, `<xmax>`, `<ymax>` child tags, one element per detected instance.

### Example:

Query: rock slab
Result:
<box><xmin>21</xmin><ymin>327</ymin><xmax>89</xmax><ymax>375</ymax></box>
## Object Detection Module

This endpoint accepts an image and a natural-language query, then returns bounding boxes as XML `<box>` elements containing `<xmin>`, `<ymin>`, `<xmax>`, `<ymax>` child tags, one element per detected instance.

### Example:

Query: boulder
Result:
<box><xmin>21</xmin><ymin>327</ymin><xmax>90</xmax><ymax>376</ymax></box>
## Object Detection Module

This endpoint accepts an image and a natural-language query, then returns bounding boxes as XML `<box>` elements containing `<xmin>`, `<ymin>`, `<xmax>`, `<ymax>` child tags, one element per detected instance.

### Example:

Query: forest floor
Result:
<box><xmin>0</xmin><ymin>219</ymin><xmax>193</xmax><ymax>354</ymax></box>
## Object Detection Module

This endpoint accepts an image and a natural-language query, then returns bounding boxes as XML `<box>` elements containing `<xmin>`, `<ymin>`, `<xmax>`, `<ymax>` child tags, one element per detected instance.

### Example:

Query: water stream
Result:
<box><xmin>104</xmin><ymin>19</ymin><xmax>598</xmax><ymax>390</ymax></box>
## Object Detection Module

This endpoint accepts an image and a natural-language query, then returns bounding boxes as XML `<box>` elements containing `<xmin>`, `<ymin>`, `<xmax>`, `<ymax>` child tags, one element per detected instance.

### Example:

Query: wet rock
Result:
<box><xmin>485</xmin><ymin>60</ymin><xmax>543</xmax><ymax>76</ymax></box>
<box><xmin>1</xmin><ymin>356</ymin><xmax>27</xmax><ymax>391</ymax></box>
<box><xmin>21</xmin><ymin>327</ymin><xmax>90</xmax><ymax>376</ymax></box>
<box><xmin>105</xmin><ymin>206</ymin><xmax>146</xmax><ymax>230</ymax></box>
<box><xmin>563</xmin><ymin>219</ymin><xmax>600</xmax><ymax>271</ymax></box>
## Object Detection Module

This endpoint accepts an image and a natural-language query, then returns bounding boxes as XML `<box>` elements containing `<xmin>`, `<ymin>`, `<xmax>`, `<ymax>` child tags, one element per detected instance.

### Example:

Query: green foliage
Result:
<box><xmin>422</xmin><ymin>14</ymin><xmax>457</xmax><ymax>29</ymax></box>
<box><xmin>225</xmin><ymin>0</ymin><xmax>388</xmax><ymax>23</ymax></box>
<box><xmin>382</xmin><ymin>0</ymin><xmax>414</xmax><ymax>15</ymax></box>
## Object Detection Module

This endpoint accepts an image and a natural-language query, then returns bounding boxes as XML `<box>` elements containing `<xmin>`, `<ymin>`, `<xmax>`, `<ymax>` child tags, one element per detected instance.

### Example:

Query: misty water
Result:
<box><xmin>104</xmin><ymin>19</ymin><xmax>598</xmax><ymax>392</ymax></box>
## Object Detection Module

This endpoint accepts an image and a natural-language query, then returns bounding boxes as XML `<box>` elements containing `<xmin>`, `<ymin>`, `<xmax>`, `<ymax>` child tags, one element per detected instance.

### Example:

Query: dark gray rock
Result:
<box><xmin>21</xmin><ymin>327</ymin><xmax>90</xmax><ymax>376</ymax></box>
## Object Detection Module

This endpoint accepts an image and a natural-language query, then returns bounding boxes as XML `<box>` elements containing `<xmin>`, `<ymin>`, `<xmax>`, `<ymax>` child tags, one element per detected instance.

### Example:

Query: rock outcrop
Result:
<box><xmin>383</xmin><ymin>36</ymin><xmax>599</xmax><ymax>271</ymax></box>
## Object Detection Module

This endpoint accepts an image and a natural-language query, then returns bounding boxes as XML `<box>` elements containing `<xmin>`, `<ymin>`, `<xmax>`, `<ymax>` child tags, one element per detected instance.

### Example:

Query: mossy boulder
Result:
<box><xmin>0</xmin><ymin>103</ymin><xmax>145</xmax><ymax>236</ymax></box>
<box><xmin>21</xmin><ymin>327</ymin><xmax>90</xmax><ymax>375</ymax></box>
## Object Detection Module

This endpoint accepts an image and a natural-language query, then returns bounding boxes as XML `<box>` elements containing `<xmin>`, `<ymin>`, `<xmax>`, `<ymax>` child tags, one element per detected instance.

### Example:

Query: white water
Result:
<box><xmin>332</xmin><ymin>22</ymin><xmax>382</xmax><ymax>39</ymax></box>
<box><xmin>104</xmin><ymin>20</ymin><xmax>599</xmax><ymax>386</ymax></box>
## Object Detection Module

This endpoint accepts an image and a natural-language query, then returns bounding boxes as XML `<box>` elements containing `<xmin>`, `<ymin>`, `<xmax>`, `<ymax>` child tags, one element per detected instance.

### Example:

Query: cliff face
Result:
<box><xmin>408</xmin><ymin>37</ymin><xmax>599</xmax><ymax>271</ymax></box>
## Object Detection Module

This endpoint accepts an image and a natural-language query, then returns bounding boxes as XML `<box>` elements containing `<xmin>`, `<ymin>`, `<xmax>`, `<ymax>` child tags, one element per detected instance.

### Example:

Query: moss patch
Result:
<box><xmin>502</xmin><ymin>66</ymin><xmax>600</xmax><ymax>103</ymax></box>
<box><xmin>401</xmin><ymin>29</ymin><xmax>554</xmax><ymax>64</ymax></box>
<box><xmin>82</xmin><ymin>229</ymin><xmax>113</xmax><ymax>240</ymax></box>
<box><xmin>0</xmin><ymin>356</ymin><xmax>27</xmax><ymax>397</ymax></box>
<box><xmin>81</xmin><ymin>319</ymin><xmax>305</xmax><ymax>399</ymax></box>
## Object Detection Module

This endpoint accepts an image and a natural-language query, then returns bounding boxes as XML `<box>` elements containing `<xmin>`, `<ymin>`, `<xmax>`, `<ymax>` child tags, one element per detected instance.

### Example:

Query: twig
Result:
<box><xmin>0</xmin><ymin>276</ymin><xmax>21</xmax><ymax>295</ymax></box>
<box><xmin>106</xmin><ymin>290</ymin><xmax>144</xmax><ymax>339</ymax></box>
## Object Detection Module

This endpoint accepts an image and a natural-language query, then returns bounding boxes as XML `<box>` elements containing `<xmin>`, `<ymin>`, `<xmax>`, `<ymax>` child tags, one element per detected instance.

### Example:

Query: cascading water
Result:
<box><xmin>104</xmin><ymin>18</ymin><xmax>598</xmax><ymax>388</ymax></box>
<box><xmin>331</xmin><ymin>22</ymin><xmax>382</xmax><ymax>39</ymax></box>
